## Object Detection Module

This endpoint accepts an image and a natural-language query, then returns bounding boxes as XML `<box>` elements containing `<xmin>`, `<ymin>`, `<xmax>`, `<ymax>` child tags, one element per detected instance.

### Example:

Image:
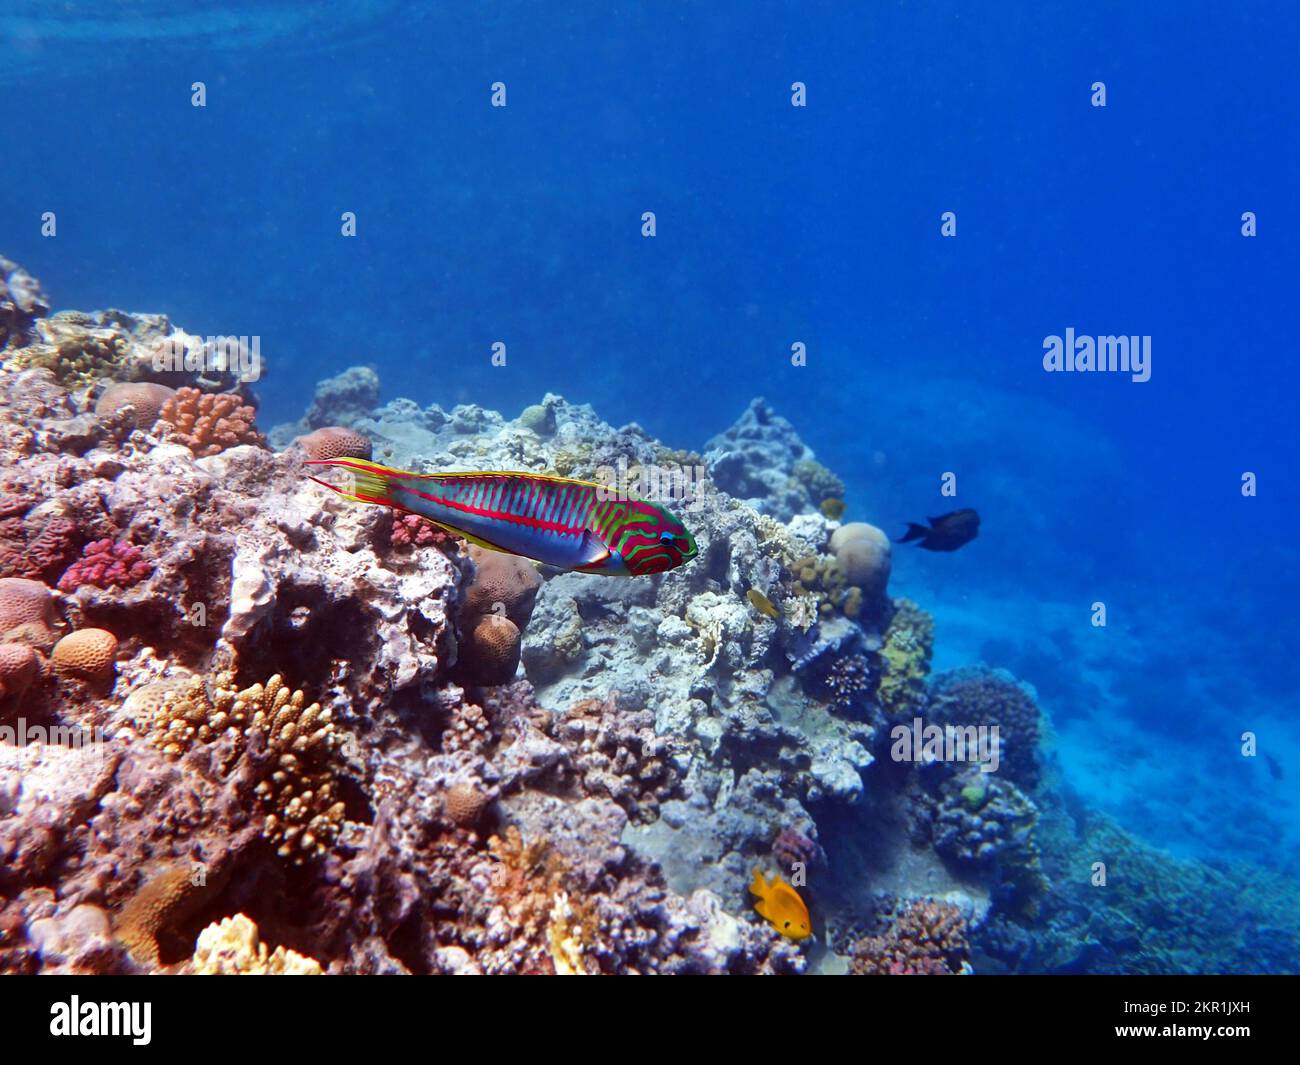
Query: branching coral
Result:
<box><xmin>850</xmin><ymin>899</ymin><xmax>971</xmax><ymax>975</ymax></box>
<box><xmin>57</xmin><ymin>539</ymin><xmax>151</xmax><ymax>592</ymax></box>
<box><xmin>190</xmin><ymin>914</ymin><xmax>323</xmax><ymax>975</ymax></box>
<box><xmin>158</xmin><ymin>386</ymin><xmax>263</xmax><ymax>456</ymax></box>
<box><xmin>133</xmin><ymin>670</ymin><xmax>346</xmax><ymax>863</ymax></box>
<box><xmin>874</xmin><ymin>598</ymin><xmax>935</xmax><ymax>721</ymax></box>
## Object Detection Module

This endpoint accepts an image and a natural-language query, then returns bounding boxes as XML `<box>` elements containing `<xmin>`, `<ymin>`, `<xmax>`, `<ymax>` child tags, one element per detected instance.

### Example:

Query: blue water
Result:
<box><xmin>3</xmin><ymin>1</ymin><xmax>1297</xmax><ymax>952</ymax></box>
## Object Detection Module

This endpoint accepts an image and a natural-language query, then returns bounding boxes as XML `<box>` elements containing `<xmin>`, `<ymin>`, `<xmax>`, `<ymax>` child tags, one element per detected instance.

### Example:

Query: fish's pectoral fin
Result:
<box><xmin>576</xmin><ymin>528</ymin><xmax>611</xmax><ymax>567</ymax></box>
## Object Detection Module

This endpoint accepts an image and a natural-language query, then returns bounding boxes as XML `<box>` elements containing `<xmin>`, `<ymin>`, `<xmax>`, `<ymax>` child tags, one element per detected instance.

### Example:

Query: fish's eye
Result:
<box><xmin>783</xmin><ymin>921</ymin><xmax>791</xmax><ymax>928</ymax></box>
<box><xmin>660</xmin><ymin>531</ymin><xmax>675</xmax><ymax>543</ymax></box>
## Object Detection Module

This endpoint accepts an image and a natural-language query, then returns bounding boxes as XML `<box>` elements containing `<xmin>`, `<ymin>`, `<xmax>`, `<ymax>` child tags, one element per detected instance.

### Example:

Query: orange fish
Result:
<box><xmin>749</xmin><ymin>868</ymin><xmax>811</xmax><ymax>940</ymax></box>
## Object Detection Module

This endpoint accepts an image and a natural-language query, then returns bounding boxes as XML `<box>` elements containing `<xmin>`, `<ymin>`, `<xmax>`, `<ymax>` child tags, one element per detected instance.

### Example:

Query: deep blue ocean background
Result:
<box><xmin>3</xmin><ymin>1</ymin><xmax>1296</xmax><ymax>887</ymax></box>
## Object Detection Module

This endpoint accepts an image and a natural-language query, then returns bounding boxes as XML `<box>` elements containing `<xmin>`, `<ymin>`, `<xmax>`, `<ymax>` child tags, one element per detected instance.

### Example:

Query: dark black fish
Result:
<box><xmin>896</xmin><ymin>508</ymin><xmax>980</xmax><ymax>552</ymax></box>
<box><xmin>1264</xmin><ymin>753</ymin><xmax>1284</xmax><ymax>781</ymax></box>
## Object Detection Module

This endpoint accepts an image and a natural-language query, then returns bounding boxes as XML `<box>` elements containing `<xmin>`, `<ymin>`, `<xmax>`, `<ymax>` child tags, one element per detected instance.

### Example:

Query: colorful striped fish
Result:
<box><xmin>305</xmin><ymin>458</ymin><xmax>698</xmax><ymax>576</ymax></box>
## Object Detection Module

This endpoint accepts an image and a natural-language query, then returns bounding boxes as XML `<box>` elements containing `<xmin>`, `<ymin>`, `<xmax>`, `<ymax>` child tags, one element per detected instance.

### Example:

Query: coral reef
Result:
<box><xmin>930</xmin><ymin>769</ymin><xmax>1046</xmax><ymax>910</ymax></box>
<box><xmin>1</xmin><ymin>258</ymin><xmax>1292</xmax><ymax>978</ymax></box>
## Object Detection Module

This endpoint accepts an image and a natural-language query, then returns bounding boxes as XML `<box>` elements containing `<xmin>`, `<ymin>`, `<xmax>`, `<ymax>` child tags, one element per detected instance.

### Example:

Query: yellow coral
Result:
<box><xmin>547</xmin><ymin>892</ymin><xmax>590</xmax><ymax>976</ymax></box>
<box><xmin>8</xmin><ymin>313</ymin><xmax>130</xmax><ymax>390</ymax></box>
<box><xmin>190</xmin><ymin>914</ymin><xmax>322</xmax><ymax>975</ymax></box>
<box><xmin>876</xmin><ymin>599</ymin><xmax>935</xmax><ymax>721</ymax></box>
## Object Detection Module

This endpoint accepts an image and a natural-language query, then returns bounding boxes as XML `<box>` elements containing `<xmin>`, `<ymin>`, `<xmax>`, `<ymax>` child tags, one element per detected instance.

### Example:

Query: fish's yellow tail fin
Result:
<box><xmin>748</xmin><ymin>867</ymin><xmax>769</xmax><ymax>900</ymax></box>
<box><xmin>305</xmin><ymin>458</ymin><xmax>412</xmax><ymax>509</ymax></box>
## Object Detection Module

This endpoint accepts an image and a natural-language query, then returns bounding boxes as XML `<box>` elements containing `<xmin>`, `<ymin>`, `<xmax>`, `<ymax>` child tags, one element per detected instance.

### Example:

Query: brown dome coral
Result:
<box><xmin>158</xmin><ymin>386</ymin><xmax>262</xmax><ymax>456</ymax></box>
<box><xmin>0</xmin><ymin>577</ymin><xmax>60</xmax><ymax>648</ymax></box>
<box><xmin>0</xmin><ymin>642</ymin><xmax>40</xmax><ymax>703</ymax></box>
<box><xmin>455</xmin><ymin>546</ymin><xmax>541</xmax><ymax>687</ymax></box>
<box><xmin>463</xmin><ymin>546</ymin><xmax>541</xmax><ymax>629</ymax></box>
<box><xmin>94</xmin><ymin>382</ymin><xmax>175</xmax><ymax>429</ymax></box>
<box><xmin>444</xmin><ymin>781</ymin><xmax>492</xmax><ymax>827</ymax></box>
<box><xmin>459</xmin><ymin>612</ymin><xmax>522</xmax><ymax>686</ymax></box>
<box><xmin>51</xmin><ymin>628</ymin><xmax>118</xmax><ymax>682</ymax></box>
<box><xmin>294</xmin><ymin>426</ymin><xmax>372</xmax><ymax>461</ymax></box>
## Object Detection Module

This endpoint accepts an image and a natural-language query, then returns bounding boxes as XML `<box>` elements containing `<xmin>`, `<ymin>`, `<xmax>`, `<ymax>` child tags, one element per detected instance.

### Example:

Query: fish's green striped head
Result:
<box><xmin>586</xmin><ymin>498</ymin><xmax>698</xmax><ymax>575</ymax></box>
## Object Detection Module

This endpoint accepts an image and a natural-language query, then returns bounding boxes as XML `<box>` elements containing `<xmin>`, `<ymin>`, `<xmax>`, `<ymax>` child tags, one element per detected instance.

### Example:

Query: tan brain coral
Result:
<box><xmin>444</xmin><ymin>780</ymin><xmax>491</xmax><ymax>827</ymax></box>
<box><xmin>0</xmin><ymin>577</ymin><xmax>59</xmax><ymax>645</ymax></box>
<box><xmin>94</xmin><ymin>381</ymin><xmax>176</xmax><ymax>429</ymax></box>
<box><xmin>460</xmin><ymin>612</ymin><xmax>522</xmax><ymax>686</ymax></box>
<box><xmin>463</xmin><ymin>545</ymin><xmax>541</xmax><ymax>628</ymax></box>
<box><xmin>51</xmin><ymin>628</ymin><xmax>118</xmax><ymax>682</ymax></box>
<box><xmin>158</xmin><ymin>386</ymin><xmax>263</xmax><ymax>456</ymax></box>
<box><xmin>0</xmin><ymin>642</ymin><xmax>41</xmax><ymax>702</ymax></box>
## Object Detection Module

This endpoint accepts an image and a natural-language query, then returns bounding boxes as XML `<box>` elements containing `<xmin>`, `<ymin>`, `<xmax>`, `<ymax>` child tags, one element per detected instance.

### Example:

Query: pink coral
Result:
<box><xmin>390</xmin><ymin>513</ymin><xmax>457</xmax><ymax>550</ymax></box>
<box><xmin>58</xmin><ymin>540</ymin><xmax>152</xmax><ymax>592</ymax></box>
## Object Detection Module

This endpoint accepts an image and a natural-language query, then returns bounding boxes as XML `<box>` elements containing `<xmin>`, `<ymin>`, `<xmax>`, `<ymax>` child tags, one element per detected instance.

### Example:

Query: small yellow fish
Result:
<box><xmin>746</xmin><ymin>588</ymin><xmax>780</xmax><ymax>620</ymax></box>
<box><xmin>749</xmin><ymin>868</ymin><xmax>811</xmax><ymax>940</ymax></box>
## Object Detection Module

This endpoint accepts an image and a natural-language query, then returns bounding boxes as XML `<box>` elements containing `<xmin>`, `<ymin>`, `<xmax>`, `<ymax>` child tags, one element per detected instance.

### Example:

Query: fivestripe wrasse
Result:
<box><xmin>305</xmin><ymin>458</ymin><xmax>699</xmax><ymax>577</ymax></box>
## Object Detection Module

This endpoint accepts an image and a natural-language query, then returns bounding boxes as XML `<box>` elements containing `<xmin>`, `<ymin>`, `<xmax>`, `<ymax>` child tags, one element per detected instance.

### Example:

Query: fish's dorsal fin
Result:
<box><xmin>421</xmin><ymin>468</ymin><xmax>613</xmax><ymax>492</ymax></box>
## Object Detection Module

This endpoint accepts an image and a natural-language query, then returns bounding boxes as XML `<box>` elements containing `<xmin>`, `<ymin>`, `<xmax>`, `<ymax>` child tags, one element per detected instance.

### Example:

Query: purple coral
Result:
<box><xmin>57</xmin><ymin>539</ymin><xmax>151</xmax><ymax>592</ymax></box>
